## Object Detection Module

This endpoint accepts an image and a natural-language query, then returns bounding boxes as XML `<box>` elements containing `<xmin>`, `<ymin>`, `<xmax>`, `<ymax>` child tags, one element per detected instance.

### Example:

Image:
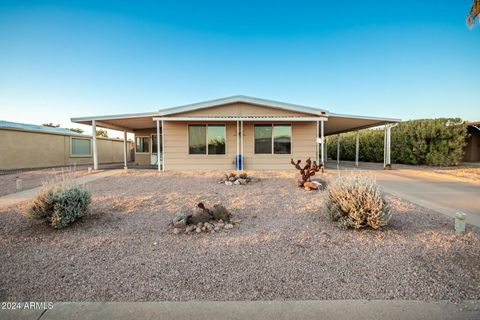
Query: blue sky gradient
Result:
<box><xmin>0</xmin><ymin>0</ymin><xmax>479</xmax><ymax>134</ymax></box>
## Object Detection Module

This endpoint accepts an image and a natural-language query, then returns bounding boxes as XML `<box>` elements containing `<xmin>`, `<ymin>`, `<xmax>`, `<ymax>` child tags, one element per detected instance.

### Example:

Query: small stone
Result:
<box><xmin>173</xmin><ymin>228</ymin><xmax>180</xmax><ymax>235</ymax></box>
<box><xmin>220</xmin><ymin>174</ymin><xmax>229</xmax><ymax>182</ymax></box>
<box><xmin>195</xmin><ymin>227</ymin><xmax>202</xmax><ymax>233</ymax></box>
<box><xmin>185</xmin><ymin>225</ymin><xmax>195</xmax><ymax>233</ymax></box>
<box><xmin>304</xmin><ymin>181</ymin><xmax>319</xmax><ymax>190</ymax></box>
<box><xmin>237</xmin><ymin>178</ymin><xmax>247</xmax><ymax>185</ymax></box>
<box><xmin>229</xmin><ymin>176</ymin><xmax>236</xmax><ymax>182</ymax></box>
<box><xmin>225</xmin><ymin>181</ymin><xmax>233</xmax><ymax>186</ymax></box>
<box><xmin>304</xmin><ymin>187</ymin><xmax>311</xmax><ymax>191</ymax></box>
<box><xmin>197</xmin><ymin>222</ymin><xmax>203</xmax><ymax>227</ymax></box>
<box><xmin>214</xmin><ymin>226</ymin><xmax>220</xmax><ymax>231</ymax></box>
<box><xmin>234</xmin><ymin>180</ymin><xmax>240</xmax><ymax>185</ymax></box>
<box><xmin>224</xmin><ymin>223</ymin><xmax>234</xmax><ymax>230</ymax></box>
<box><xmin>218</xmin><ymin>220</ymin><xmax>224</xmax><ymax>224</ymax></box>
<box><xmin>201</xmin><ymin>226</ymin><xmax>206</xmax><ymax>231</ymax></box>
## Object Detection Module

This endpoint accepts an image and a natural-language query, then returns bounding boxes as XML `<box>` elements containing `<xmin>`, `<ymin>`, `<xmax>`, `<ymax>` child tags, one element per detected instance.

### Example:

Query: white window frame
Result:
<box><xmin>135</xmin><ymin>136</ymin><xmax>150</xmax><ymax>154</ymax></box>
<box><xmin>253</xmin><ymin>123</ymin><xmax>292</xmax><ymax>155</ymax></box>
<box><xmin>187</xmin><ymin>124</ymin><xmax>227</xmax><ymax>156</ymax></box>
<box><xmin>70</xmin><ymin>137</ymin><xmax>92</xmax><ymax>157</ymax></box>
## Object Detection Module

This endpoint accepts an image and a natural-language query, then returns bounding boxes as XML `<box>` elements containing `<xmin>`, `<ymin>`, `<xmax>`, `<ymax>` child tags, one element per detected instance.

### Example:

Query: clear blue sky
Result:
<box><xmin>1</xmin><ymin>0</ymin><xmax>479</xmax><ymax>135</ymax></box>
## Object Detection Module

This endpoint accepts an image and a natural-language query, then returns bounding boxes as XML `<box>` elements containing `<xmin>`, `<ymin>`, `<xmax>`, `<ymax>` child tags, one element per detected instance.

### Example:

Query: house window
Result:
<box><xmin>135</xmin><ymin>136</ymin><xmax>149</xmax><ymax>153</ymax></box>
<box><xmin>71</xmin><ymin>137</ymin><xmax>92</xmax><ymax>156</ymax></box>
<box><xmin>254</xmin><ymin>124</ymin><xmax>292</xmax><ymax>154</ymax></box>
<box><xmin>188</xmin><ymin>124</ymin><xmax>226</xmax><ymax>155</ymax></box>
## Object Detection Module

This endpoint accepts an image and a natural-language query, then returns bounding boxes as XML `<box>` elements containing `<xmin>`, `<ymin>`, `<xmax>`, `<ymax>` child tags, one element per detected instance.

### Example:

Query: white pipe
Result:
<box><xmin>355</xmin><ymin>131</ymin><xmax>359</xmax><ymax>167</ymax></box>
<box><xmin>383</xmin><ymin>125</ymin><xmax>387</xmax><ymax>167</ymax></box>
<box><xmin>316</xmin><ymin>121</ymin><xmax>320</xmax><ymax>165</ymax></box>
<box><xmin>236</xmin><ymin>121</ymin><xmax>239</xmax><ymax>171</ymax></box>
<box><xmin>92</xmin><ymin>120</ymin><xmax>98</xmax><ymax>170</ymax></box>
<box><xmin>123</xmin><ymin>130</ymin><xmax>128</xmax><ymax>169</ymax></box>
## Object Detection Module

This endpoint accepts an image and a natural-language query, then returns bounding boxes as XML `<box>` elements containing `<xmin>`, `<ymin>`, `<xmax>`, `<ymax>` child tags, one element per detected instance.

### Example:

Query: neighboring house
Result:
<box><xmin>464</xmin><ymin>122</ymin><xmax>480</xmax><ymax>162</ymax></box>
<box><xmin>71</xmin><ymin>95</ymin><xmax>400</xmax><ymax>171</ymax></box>
<box><xmin>0</xmin><ymin>120</ymin><xmax>133</xmax><ymax>170</ymax></box>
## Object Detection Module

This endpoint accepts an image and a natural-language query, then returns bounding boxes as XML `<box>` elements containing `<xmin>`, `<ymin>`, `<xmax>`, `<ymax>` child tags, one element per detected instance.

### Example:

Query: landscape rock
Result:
<box><xmin>173</xmin><ymin>228</ymin><xmax>180</xmax><ymax>235</ymax></box>
<box><xmin>303</xmin><ymin>181</ymin><xmax>319</xmax><ymax>190</ymax></box>
<box><xmin>229</xmin><ymin>176</ymin><xmax>236</xmax><ymax>182</ymax></box>
<box><xmin>195</xmin><ymin>227</ymin><xmax>202</xmax><ymax>233</ymax></box>
<box><xmin>225</xmin><ymin>181</ymin><xmax>233</xmax><ymax>186</ymax></box>
<box><xmin>234</xmin><ymin>180</ymin><xmax>240</xmax><ymax>185</ymax></box>
<box><xmin>224</xmin><ymin>223</ymin><xmax>234</xmax><ymax>230</ymax></box>
<box><xmin>238</xmin><ymin>178</ymin><xmax>247</xmax><ymax>185</ymax></box>
<box><xmin>172</xmin><ymin>212</ymin><xmax>189</xmax><ymax>228</ymax></box>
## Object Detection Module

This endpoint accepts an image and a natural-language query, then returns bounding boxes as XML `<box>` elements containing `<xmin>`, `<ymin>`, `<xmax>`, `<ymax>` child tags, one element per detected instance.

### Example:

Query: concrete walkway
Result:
<box><xmin>326</xmin><ymin>162</ymin><xmax>480</xmax><ymax>227</ymax></box>
<box><xmin>1</xmin><ymin>300</ymin><xmax>479</xmax><ymax>320</ymax></box>
<box><xmin>0</xmin><ymin>169</ymin><xmax>123</xmax><ymax>209</ymax></box>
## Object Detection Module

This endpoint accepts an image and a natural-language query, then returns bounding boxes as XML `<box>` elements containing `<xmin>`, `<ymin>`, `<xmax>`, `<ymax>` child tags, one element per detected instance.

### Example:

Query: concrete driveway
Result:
<box><xmin>326</xmin><ymin>162</ymin><xmax>480</xmax><ymax>227</ymax></box>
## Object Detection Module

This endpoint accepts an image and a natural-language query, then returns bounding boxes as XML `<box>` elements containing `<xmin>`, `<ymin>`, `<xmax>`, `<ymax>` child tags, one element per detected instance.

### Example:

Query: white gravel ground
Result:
<box><xmin>0</xmin><ymin>169</ymin><xmax>478</xmax><ymax>302</ymax></box>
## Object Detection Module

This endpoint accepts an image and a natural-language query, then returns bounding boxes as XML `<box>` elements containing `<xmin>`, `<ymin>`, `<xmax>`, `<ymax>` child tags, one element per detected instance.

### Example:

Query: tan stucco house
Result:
<box><xmin>71</xmin><ymin>95</ymin><xmax>400</xmax><ymax>171</ymax></box>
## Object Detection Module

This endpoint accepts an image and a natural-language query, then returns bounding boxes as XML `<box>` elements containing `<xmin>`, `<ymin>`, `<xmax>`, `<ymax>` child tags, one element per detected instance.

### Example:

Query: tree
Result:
<box><xmin>42</xmin><ymin>123</ymin><xmax>60</xmax><ymax>128</ymax></box>
<box><xmin>467</xmin><ymin>0</ymin><xmax>480</xmax><ymax>28</ymax></box>
<box><xmin>96</xmin><ymin>129</ymin><xmax>108</xmax><ymax>138</ymax></box>
<box><xmin>68</xmin><ymin>128</ymin><xmax>84</xmax><ymax>134</ymax></box>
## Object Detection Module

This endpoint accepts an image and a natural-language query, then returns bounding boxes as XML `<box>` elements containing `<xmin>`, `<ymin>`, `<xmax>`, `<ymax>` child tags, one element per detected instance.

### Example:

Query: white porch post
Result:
<box><xmin>355</xmin><ymin>131</ymin><xmax>359</xmax><ymax>167</ymax></box>
<box><xmin>240</xmin><ymin>120</ymin><xmax>244</xmax><ymax>170</ymax></box>
<box><xmin>92</xmin><ymin>120</ymin><xmax>98</xmax><ymax>170</ymax></box>
<box><xmin>324</xmin><ymin>137</ymin><xmax>328</xmax><ymax>165</ymax></box>
<box><xmin>236</xmin><ymin>121</ymin><xmax>240</xmax><ymax>171</ymax></box>
<box><xmin>383</xmin><ymin>125</ymin><xmax>387</xmax><ymax>167</ymax></box>
<box><xmin>156</xmin><ymin>120</ymin><xmax>161</xmax><ymax>172</ymax></box>
<box><xmin>386</xmin><ymin>125</ymin><xmax>392</xmax><ymax>166</ymax></box>
<box><xmin>320</xmin><ymin>120</ymin><xmax>325</xmax><ymax>166</ymax></box>
<box><xmin>316</xmin><ymin>121</ymin><xmax>320</xmax><ymax>165</ymax></box>
<box><xmin>336</xmin><ymin>134</ymin><xmax>340</xmax><ymax>165</ymax></box>
<box><xmin>123</xmin><ymin>130</ymin><xmax>128</xmax><ymax>169</ymax></box>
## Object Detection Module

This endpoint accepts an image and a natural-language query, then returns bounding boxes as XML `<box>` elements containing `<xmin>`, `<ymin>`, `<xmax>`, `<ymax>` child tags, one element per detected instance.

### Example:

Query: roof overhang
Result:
<box><xmin>153</xmin><ymin>116</ymin><xmax>327</xmax><ymax>122</ymax></box>
<box><xmin>324</xmin><ymin>113</ymin><xmax>401</xmax><ymax>136</ymax></box>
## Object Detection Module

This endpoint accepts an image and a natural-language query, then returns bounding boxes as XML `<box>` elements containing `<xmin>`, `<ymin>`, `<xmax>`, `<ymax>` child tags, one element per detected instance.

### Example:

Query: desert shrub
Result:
<box><xmin>325</xmin><ymin>175</ymin><xmax>391</xmax><ymax>229</ymax></box>
<box><xmin>326</xmin><ymin>118</ymin><xmax>468</xmax><ymax>166</ymax></box>
<box><xmin>28</xmin><ymin>176</ymin><xmax>91</xmax><ymax>228</ymax></box>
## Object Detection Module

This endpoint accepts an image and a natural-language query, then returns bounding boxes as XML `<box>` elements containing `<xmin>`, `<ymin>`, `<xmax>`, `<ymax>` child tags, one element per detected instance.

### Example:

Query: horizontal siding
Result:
<box><xmin>160</xmin><ymin>121</ymin><xmax>317</xmax><ymax>170</ymax></box>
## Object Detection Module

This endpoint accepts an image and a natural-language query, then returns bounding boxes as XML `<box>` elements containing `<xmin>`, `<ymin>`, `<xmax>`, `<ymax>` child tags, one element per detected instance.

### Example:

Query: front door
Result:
<box><xmin>150</xmin><ymin>134</ymin><xmax>161</xmax><ymax>165</ymax></box>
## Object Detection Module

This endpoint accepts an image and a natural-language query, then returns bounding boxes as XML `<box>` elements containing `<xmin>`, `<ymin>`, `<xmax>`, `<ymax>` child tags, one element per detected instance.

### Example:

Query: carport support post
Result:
<box><xmin>320</xmin><ymin>120</ymin><xmax>325</xmax><ymax>166</ymax></box>
<box><xmin>92</xmin><ymin>120</ymin><xmax>98</xmax><ymax>170</ymax></box>
<box><xmin>355</xmin><ymin>131</ymin><xmax>359</xmax><ymax>167</ymax></box>
<box><xmin>336</xmin><ymin>134</ymin><xmax>340</xmax><ymax>164</ymax></box>
<box><xmin>123</xmin><ymin>130</ymin><xmax>128</xmax><ymax>169</ymax></box>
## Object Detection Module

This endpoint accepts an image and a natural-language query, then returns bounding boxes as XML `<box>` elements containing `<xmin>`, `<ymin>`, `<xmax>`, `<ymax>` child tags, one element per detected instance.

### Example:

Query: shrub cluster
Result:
<box><xmin>326</xmin><ymin>118</ymin><xmax>468</xmax><ymax>166</ymax></box>
<box><xmin>325</xmin><ymin>175</ymin><xmax>391</xmax><ymax>229</ymax></box>
<box><xmin>28</xmin><ymin>177</ymin><xmax>91</xmax><ymax>228</ymax></box>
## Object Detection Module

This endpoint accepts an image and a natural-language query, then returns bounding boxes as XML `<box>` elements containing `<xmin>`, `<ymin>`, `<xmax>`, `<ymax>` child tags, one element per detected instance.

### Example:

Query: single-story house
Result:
<box><xmin>0</xmin><ymin>120</ymin><xmax>133</xmax><ymax>170</ymax></box>
<box><xmin>464</xmin><ymin>122</ymin><xmax>480</xmax><ymax>162</ymax></box>
<box><xmin>71</xmin><ymin>95</ymin><xmax>400</xmax><ymax>171</ymax></box>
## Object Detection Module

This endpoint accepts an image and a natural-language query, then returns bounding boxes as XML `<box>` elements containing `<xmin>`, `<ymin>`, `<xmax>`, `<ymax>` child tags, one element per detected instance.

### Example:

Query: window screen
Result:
<box><xmin>71</xmin><ymin>138</ymin><xmax>91</xmax><ymax>156</ymax></box>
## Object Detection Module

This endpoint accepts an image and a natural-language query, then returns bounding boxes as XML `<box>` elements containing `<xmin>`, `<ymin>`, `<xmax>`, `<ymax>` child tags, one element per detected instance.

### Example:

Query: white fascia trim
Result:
<box><xmin>327</xmin><ymin>112</ymin><xmax>401</xmax><ymax>123</ymax></box>
<box><xmin>157</xmin><ymin>95</ymin><xmax>329</xmax><ymax>116</ymax></box>
<box><xmin>153</xmin><ymin>116</ymin><xmax>328</xmax><ymax>121</ymax></box>
<box><xmin>71</xmin><ymin>112</ymin><xmax>159</xmax><ymax>122</ymax></box>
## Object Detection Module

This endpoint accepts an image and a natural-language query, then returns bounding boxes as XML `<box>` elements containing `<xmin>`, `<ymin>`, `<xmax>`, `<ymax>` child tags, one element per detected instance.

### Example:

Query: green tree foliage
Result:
<box><xmin>96</xmin><ymin>129</ymin><xmax>108</xmax><ymax>138</ymax></box>
<box><xmin>326</xmin><ymin>118</ymin><xmax>468</xmax><ymax>166</ymax></box>
<box><xmin>42</xmin><ymin>122</ymin><xmax>60</xmax><ymax>128</ymax></box>
<box><xmin>67</xmin><ymin>128</ymin><xmax>84</xmax><ymax>134</ymax></box>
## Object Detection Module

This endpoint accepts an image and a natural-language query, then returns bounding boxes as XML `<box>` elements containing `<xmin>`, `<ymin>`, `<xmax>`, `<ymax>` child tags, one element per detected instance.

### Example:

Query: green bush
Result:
<box><xmin>325</xmin><ymin>175</ymin><xmax>391</xmax><ymax>229</ymax></box>
<box><xmin>28</xmin><ymin>177</ymin><xmax>91</xmax><ymax>228</ymax></box>
<box><xmin>326</xmin><ymin>118</ymin><xmax>468</xmax><ymax>166</ymax></box>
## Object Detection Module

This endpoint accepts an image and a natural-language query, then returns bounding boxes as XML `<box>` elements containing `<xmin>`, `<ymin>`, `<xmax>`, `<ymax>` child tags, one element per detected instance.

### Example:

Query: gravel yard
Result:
<box><xmin>0</xmin><ymin>163</ymin><xmax>124</xmax><ymax>197</ymax></box>
<box><xmin>0</xmin><ymin>169</ymin><xmax>479</xmax><ymax>302</ymax></box>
